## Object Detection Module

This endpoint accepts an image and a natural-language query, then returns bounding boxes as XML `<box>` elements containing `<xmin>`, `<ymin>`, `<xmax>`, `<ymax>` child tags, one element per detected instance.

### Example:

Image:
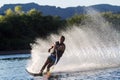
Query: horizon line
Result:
<box><xmin>0</xmin><ymin>2</ymin><xmax>120</xmax><ymax>8</ymax></box>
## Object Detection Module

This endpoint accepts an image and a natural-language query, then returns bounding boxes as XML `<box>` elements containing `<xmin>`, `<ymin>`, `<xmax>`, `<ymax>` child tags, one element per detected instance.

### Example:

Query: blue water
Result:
<box><xmin>0</xmin><ymin>54</ymin><xmax>32</xmax><ymax>80</ymax></box>
<box><xmin>0</xmin><ymin>54</ymin><xmax>120</xmax><ymax>80</ymax></box>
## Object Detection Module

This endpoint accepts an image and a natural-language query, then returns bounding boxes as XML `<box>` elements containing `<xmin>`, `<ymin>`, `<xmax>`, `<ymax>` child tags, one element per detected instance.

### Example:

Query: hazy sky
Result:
<box><xmin>0</xmin><ymin>0</ymin><xmax>120</xmax><ymax>8</ymax></box>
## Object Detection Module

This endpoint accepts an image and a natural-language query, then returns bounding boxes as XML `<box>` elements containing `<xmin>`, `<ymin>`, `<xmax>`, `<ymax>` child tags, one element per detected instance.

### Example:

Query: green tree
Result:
<box><xmin>14</xmin><ymin>6</ymin><xmax>22</xmax><ymax>14</ymax></box>
<box><xmin>5</xmin><ymin>8</ymin><xmax>14</xmax><ymax>16</ymax></box>
<box><xmin>0</xmin><ymin>15</ymin><xmax>5</xmax><ymax>22</ymax></box>
<box><xmin>27</xmin><ymin>8</ymin><xmax>42</xmax><ymax>16</ymax></box>
<box><xmin>67</xmin><ymin>14</ymin><xmax>87</xmax><ymax>26</ymax></box>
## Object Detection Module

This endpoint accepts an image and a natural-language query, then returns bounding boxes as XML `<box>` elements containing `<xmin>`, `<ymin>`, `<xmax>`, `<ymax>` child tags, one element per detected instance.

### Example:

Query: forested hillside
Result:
<box><xmin>0</xmin><ymin>6</ymin><xmax>120</xmax><ymax>51</ymax></box>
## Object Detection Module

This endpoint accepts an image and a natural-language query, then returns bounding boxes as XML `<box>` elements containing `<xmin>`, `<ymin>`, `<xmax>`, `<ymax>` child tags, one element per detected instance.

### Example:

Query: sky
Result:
<box><xmin>0</xmin><ymin>0</ymin><xmax>120</xmax><ymax>8</ymax></box>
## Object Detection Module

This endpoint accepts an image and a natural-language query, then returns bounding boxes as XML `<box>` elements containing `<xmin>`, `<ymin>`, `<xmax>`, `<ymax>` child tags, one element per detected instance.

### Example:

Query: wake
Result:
<box><xmin>26</xmin><ymin>8</ymin><xmax>120</xmax><ymax>73</ymax></box>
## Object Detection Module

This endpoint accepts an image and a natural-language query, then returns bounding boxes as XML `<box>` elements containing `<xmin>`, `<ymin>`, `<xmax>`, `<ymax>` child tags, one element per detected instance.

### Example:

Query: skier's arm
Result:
<box><xmin>48</xmin><ymin>45</ymin><xmax>54</xmax><ymax>53</ymax></box>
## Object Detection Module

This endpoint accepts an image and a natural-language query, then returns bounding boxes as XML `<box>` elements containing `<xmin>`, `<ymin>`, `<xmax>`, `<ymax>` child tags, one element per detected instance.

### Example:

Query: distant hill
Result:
<box><xmin>0</xmin><ymin>3</ymin><xmax>120</xmax><ymax>19</ymax></box>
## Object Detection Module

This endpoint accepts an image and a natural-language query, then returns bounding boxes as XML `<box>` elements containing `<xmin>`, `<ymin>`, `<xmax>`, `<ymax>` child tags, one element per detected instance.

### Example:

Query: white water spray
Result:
<box><xmin>27</xmin><ymin>8</ymin><xmax>120</xmax><ymax>73</ymax></box>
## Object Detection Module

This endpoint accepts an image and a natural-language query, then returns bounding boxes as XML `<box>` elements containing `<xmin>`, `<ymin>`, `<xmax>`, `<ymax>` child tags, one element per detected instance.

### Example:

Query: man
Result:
<box><xmin>39</xmin><ymin>36</ymin><xmax>66</xmax><ymax>75</ymax></box>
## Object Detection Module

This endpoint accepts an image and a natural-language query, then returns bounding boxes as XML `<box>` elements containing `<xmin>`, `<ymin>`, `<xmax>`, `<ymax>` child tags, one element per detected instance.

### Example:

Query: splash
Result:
<box><xmin>27</xmin><ymin>8</ymin><xmax>120</xmax><ymax>73</ymax></box>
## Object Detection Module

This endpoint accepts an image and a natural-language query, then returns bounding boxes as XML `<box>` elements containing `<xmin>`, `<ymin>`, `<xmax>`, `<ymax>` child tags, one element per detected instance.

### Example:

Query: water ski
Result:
<box><xmin>26</xmin><ymin>67</ymin><xmax>58</xmax><ymax>79</ymax></box>
<box><xmin>26</xmin><ymin>69</ymin><xmax>53</xmax><ymax>80</ymax></box>
<box><xmin>25</xmin><ymin>69</ymin><xmax>43</xmax><ymax>76</ymax></box>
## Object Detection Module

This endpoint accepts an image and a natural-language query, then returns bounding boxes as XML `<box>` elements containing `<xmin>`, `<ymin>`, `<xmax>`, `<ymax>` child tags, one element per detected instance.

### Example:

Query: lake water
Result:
<box><xmin>0</xmin><ymin>54</ymin><xmax>120</xmax><ymax>80</ymax></box>
<box><xmin>0</xmin><ymin>54</ymin><xmax>32</xmax><ymax>80</ymax></box>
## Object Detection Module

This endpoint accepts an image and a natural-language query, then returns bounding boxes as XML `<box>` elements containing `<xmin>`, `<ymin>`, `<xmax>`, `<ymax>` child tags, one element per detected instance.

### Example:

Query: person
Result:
<box><xmin>39</xmin><ymin>36</ymin><xmax>66</xmax><ymax>75</ymax></box>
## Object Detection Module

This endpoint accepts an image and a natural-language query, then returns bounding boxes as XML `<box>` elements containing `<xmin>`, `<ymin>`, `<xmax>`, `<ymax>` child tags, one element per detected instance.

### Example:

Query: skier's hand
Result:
<box><xmin>48</xmin><ymin>49</ymin><xmax>51</xmax><ymax>53</ymax></box>
<box><xmin>48</xmin><ymin>46</ymin><xmax>54</xmax><ymax>53</ymax></box>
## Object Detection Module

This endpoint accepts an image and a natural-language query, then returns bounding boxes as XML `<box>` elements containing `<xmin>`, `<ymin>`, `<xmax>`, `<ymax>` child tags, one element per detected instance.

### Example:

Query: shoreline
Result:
<box><xmin>0</xmin><ymin>50</ymin><xmax>31</xmax><ymax>55</ymax></box>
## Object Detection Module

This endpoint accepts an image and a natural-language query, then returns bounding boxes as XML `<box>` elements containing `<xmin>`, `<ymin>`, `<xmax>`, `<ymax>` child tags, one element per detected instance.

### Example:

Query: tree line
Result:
<box><xmin>0</xmin><ymin>6</ymin><xmax>66</xmax><ymax>51</ymax></box>
<box><xmin>0</xmin><ymin>6</ymin><xmax>120</xmax><ymax>51</ymax></box>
